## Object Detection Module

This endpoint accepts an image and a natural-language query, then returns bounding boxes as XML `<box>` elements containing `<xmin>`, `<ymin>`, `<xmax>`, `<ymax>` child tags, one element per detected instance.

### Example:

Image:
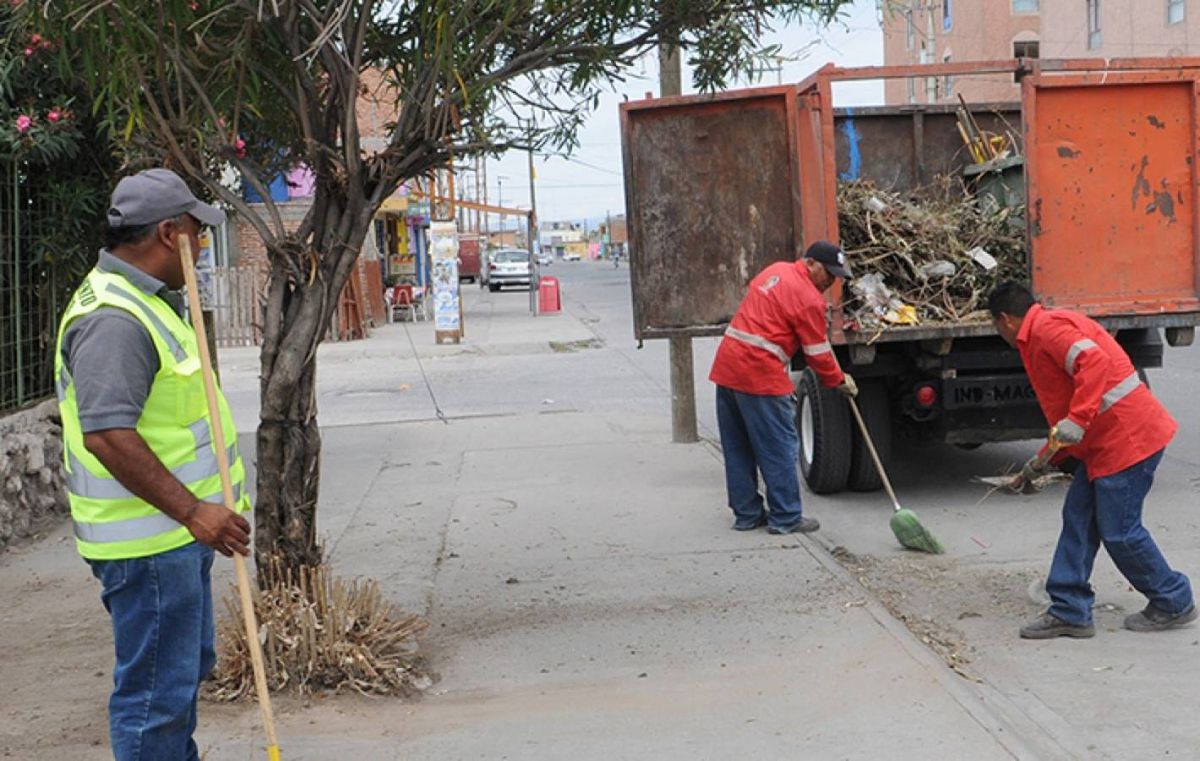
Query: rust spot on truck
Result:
<box><xmin>1148</xmin><ymin>115</ymin><xmax>1167</xmax><ymax>130</ymax></box>
<box><xmin>1131</xmin><ymin>155</ymin><xmax>1152</xmax><ymax>210</ymax></box>
<box><xmin>1146</xmin><ymin>191</ymin><xmax>1176</xmax><ymax>221</ymax></box>
<box><xmin>1145</xmin><ymin>179</ymin><xmax>1177</xmax><ymax>222</ymax></box>
<box><xmin>1057</xmin><ymin>145</ymin><xmax>1081</xmax><ymax>159</ymax></box>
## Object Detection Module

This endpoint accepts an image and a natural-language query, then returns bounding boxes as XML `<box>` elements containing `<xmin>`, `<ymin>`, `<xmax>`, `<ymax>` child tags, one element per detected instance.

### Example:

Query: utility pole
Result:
<box><xmin>925</xmin><ymin>2</ymin><xmax>937</xmax><ymax>102</ymax></box>
<box><xmin>605</xmin><ymin>209</ymin><xmax>611</xmax><ymax>257</ymax></box>
<box><xmin>497</xmin><ymin>175</ymin><xmax>506</xmax><ymax>237</ymax></box>
<box><xmin>474</xmin><ymin>156</ymin><xmax>482</xmax><ymax>233</ymax></box>
<box><xmin>482</xmin><ymin>158</ymin><xmax>490</xmax><ymax>235</ymax></box>
<box><xmin>660</xmin><ymin>38</ymin><xmax>698</xmax><ymax>444</ymax></box>
<box><xmin>527</xmin><ymin>122</ymin><xmax>539</xmax><ymax>316</ymax></box>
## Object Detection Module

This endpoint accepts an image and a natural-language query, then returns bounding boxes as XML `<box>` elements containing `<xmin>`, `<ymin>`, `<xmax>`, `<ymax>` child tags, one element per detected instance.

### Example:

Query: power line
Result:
<box><xmin>542</xmin><ymin>155</ymin><xmax>623</xmax><ymax>176</ymax></box>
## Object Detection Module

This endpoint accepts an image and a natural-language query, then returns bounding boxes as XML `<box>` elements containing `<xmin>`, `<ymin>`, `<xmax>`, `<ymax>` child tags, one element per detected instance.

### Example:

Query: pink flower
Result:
<box><xmin>29</xmin><ymin>34</ymin><xmax>41</xmax><ymax>45</ymax></box>
<box><xmin>234</xmin><ymin>138</ymin><xmax>246</xmax><ymax>158</ymax></box>
<box><xmin>47</xmin><ymin>110</ymin><xmax>61</xmax><ymax>123</ymax></box>
<box><xmin>23</xmin><ymin>47</ymin><xmax>33</xmax><ymax>57</ymax></box>
<box><xmin>15</xmin><ymin>115</ymin><xmax>32</xmax><ymax>133</ymax></box>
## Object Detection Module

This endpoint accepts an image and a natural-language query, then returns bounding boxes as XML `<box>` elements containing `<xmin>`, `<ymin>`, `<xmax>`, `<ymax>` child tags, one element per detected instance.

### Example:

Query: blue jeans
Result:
<box><xmin>1048</xmin><ymin>450</ymin><xmax>1192</xmax><ymax>626</ymax></box>
<box><xmin>715</xmin><ymin>385</ymin><xmax>805</xmax><ymax>531</ymax></box>
<box><xmin>88</xmin><ymin>541</ymin><xmax>216</xmax><ymax>761</ymax></box>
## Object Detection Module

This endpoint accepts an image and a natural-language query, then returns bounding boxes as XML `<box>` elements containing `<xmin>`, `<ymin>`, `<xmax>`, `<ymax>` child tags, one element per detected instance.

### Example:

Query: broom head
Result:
<box><xmin>890</xmin><ymin>507</ymin><xmax>944</xmax><ymax>554</ymax></box>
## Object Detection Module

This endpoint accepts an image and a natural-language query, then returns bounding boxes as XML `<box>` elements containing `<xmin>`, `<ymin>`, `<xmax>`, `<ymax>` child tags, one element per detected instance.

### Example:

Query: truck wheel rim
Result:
<box><xmin>800</xmin><ymin>395</ymin><xmax>815</xmax><ymax>467</ymax></box>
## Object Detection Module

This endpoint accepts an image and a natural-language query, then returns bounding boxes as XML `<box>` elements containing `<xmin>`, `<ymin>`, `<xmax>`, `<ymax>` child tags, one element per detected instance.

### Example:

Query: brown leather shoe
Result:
<box><xmin>1019</xmin><ymin>612</ymin><xmax>1095</xmax><ymax>640</ymax></box>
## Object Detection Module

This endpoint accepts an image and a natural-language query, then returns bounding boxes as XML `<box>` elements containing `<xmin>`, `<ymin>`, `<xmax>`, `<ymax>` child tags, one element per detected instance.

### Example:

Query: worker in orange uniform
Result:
<box><xmin>709</xmin><ymin>241</ymin><xmax>857</xmax><ymax>535</ymax></box>
<box><xmin>989</xmin><ymin>282</ymin><xmax>1195</xmax><ymax>639</ymax></box>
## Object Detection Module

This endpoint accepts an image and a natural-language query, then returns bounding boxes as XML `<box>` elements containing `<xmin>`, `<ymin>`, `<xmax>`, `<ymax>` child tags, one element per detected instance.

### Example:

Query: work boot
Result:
<box><xmin>767</xmin><ymin>516</ymin><xmax>820</xmax><ymax>535</ymax></box>
<box><xmin>1019</xmin><ymin>612</ymin><xmax>1095</xmax><ymax>640</ymax></box>
<box><xmin>732</xmin><ymin>514</ymin><xmax>768</xmax><ymax>531</ymax></box>
<box><xmin>1124</xmin><ymin>603</ymin><xmax>1198</xmax><ymax>632</ymax></box>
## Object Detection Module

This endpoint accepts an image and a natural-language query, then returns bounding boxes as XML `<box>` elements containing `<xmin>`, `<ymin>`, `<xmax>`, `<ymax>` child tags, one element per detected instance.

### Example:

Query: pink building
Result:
<box><xmin>881</xmin><ymin>1</ymin><xmax>1200</xmax><ymax>106</ymax></box>
<box><xmin>1041</xmin><ymin>0</ymin><xmax>1197</xmax><ymax>58</ymax></box>
<box><xmin>881</xmin><ymin>0</ymin><xmax>1040</xmax><ymax>105</ymax></box>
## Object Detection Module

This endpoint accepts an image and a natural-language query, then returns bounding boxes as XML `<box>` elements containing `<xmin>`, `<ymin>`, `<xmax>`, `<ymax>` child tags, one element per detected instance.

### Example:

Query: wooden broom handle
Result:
<box><xmin>177</xmin><ymin>236</ymin><xmax>281</xmax><ymax>758</ymax></box>
<box><xmin>847</xmin><ymin>396</ymin><xmax>902</xmax><ymax>512</ymax></box>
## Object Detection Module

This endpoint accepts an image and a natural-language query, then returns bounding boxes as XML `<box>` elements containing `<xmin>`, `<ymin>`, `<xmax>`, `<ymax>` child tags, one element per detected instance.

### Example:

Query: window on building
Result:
<box><xmin>1013</xmin><ymin>39</ymin><xmax>1040</xmax><ymax>81</ymax></box>
<box><xmin>1012</xmin><ymin>0</ymin><xmax>1038</xmax><ymax>12</ymax></box>
<box><xmin>1013</xmin><ymin>40</ymin><xmax>1040</xmax><ymax>59</ymax></box>
<box><xmin>907</xmin><ymin>76</ymin><xmax>917</xmax><ymax>104</ymax></box>
<box><xmin>1168</xmin><ymin>0</ymin><xmax>1185</xmax><ymax>24</ymax></box>
<box><xmin>943</xmin><ymin>0</ymin><xmax>953</xmax><ymax>30</ymax></box>
<box><xmin>1087</xmin><ymin>0</ymin><xmax>1102</xmax><ymax>49</ymax></box>
<box><xmin>906</xmin><ymin>7</ymin><xmax>915</xmax><ymax>50</ymax></box>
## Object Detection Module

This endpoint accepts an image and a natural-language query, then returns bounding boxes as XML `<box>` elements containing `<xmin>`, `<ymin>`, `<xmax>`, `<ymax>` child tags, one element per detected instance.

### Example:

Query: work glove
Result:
<box><xmin>1009</xmin><ymin>454</ymin><xmax>1050</xmax><ymax>494</ymax></box>
<box><xmin>1050</xmin><ymin>418</ymin><xmax>1085</xmax><ymax>445</ymax></box>
<box><xmin>836</xmin><ymin>374</ymin><xmax>858</xmax><ymax>399</ymax></box>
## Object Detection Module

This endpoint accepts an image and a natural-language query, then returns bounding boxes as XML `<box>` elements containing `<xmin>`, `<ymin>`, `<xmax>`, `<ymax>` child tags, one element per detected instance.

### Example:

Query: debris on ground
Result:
<box><xmin>837</xmin><ymin>177</ymin><xmax>1026</xmax><ymax>330</ymax></box>
<box><xmin>829</xmin><ymin>549</ymin><xmax>1041</xmax><ymax>681</ymax></box>
<box><xmin>974</xmin><ymin>470</ymin><xmax>1072</xmax><ymax>498</ymax></box>
<box><xmin>208</xmin><ymin>557</ymin><xmax>431</xmax><ymax>701</ymax></box>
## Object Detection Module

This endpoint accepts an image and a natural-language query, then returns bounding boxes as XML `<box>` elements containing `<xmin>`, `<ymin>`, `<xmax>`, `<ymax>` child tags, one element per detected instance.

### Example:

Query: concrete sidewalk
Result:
<box><xmin>194</xmin><ymin>411</ymin><xmax>1033</xmax><ymax>760</ymax></box>
<box><xmin>217</xmin><ymin>283</ymin><xmax>599</xmax><ymax>432</ymax></box>
<box><xmin>0</xmin><ymin>273</ymin><xmax>1036</xmax><ymax>759</ymax></box>
<box><xmin>188</xmin><ymin>283</ymin><xmax>1035</xmax><ymax>759</ymax></box>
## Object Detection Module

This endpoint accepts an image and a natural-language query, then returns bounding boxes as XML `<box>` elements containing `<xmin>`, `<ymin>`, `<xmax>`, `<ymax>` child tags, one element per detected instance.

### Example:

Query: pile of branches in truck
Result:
<box><xmin>837</xmin><ymin>177</ymin><xmax>1025</xmax><ymax>330</ymax></box>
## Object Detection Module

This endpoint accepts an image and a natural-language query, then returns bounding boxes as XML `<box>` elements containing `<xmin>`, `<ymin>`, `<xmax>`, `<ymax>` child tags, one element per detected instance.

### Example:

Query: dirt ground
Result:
<box><xmin>830</xmin><ymin>545</ymin><xmax>1043</xmax><ymax>681</ymax></box>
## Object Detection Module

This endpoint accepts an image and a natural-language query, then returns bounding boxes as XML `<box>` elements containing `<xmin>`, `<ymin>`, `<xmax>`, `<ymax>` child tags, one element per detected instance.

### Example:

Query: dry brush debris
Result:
<box><xmin>208</xmin><ymin>557</ymin><xmax>431</xmax><ymax>701</ymax></box>
<box><xmin>837</xmin><ymin>177</ymin><xmax>1027</xmax><ymax>329</ymax></box>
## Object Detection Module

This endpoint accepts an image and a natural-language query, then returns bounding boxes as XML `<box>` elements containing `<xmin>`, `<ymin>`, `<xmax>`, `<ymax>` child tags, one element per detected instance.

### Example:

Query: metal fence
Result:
<box><xmin>0</xmin><ymin>160</ymin><xmax>88</xmax><ymax>413</ymax></box>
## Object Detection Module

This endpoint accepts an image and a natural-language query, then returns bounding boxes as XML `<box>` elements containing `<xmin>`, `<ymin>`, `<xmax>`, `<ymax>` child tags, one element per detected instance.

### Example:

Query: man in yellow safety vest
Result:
<box><xmin>55</xmin><ymin>168</ymin><xmax>252</xmax><ymax>760</ymax></box>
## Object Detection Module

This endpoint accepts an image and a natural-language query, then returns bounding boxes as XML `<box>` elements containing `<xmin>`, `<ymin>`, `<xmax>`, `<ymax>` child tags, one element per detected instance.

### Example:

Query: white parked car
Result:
<box><xmin>486</xmin><ymin>248</ymin><xmax>532</xmax><ymax>291</ymax></box>
<box><xmin>562</xmin><ymin>251</ymin><xmax>582</xmax><ymax>262</ymax></box>
<box><xmin>536</xmin><ymin>251</ymin><xmax>553</xmax><ymax>266</ymax></box>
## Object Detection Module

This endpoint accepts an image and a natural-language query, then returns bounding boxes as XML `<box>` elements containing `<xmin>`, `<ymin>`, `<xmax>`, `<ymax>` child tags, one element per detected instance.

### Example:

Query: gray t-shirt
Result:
<box><xmin>62</xmin><ymin>250</ymin><xmax>186</xmax><ymax>433</ymax></box>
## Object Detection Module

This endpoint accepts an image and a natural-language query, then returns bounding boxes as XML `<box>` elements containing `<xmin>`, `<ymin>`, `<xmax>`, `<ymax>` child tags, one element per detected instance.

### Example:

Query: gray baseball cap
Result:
<box><xmin>106</xmin><ymin>168</ymin><xmax>226</xmax><ymax>228</ymax></box>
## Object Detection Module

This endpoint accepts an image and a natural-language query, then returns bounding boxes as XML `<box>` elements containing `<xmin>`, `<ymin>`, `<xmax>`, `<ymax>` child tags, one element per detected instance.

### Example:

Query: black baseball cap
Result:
<box><xmin>803</xmin><ymin>240</ymin><xmax>851</xmax><ymax>279</ymax></box>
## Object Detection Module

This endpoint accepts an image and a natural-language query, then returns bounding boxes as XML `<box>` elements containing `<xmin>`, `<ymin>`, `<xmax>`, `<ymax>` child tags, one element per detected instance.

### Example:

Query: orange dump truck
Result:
<box><xmin>621</xmin><ymin>59</ymin><xmax>1200</xmax><ymax>494</ymax></box>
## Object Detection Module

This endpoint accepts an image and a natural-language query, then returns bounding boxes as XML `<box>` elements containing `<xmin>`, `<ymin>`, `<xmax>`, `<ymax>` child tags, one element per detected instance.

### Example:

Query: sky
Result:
<box><xmin>479</xmin><ymin>0</ymin><xmax>887</xmax><ymax>227</ymax></box>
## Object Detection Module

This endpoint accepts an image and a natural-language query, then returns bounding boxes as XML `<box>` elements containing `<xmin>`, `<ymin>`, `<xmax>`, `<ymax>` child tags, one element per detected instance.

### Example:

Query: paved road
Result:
<box><xmin>557</xmin><ymin>260</ymin><xmax>1200</xmax><ymax>760</ymax></box>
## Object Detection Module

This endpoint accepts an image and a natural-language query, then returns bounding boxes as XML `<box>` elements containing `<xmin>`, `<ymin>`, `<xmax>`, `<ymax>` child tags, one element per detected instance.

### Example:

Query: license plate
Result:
<box><xmin>942</xmin><ymin>375</ymin><xmax>1037</xmax><ymax>410</ymax></box>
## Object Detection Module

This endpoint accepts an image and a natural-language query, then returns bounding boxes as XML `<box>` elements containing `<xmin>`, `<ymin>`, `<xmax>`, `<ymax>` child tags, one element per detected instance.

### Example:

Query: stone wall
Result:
<box><xmin>0</xmin><ymin>399</ymin><xmax>68</xmax><ymax>550</ymax></box>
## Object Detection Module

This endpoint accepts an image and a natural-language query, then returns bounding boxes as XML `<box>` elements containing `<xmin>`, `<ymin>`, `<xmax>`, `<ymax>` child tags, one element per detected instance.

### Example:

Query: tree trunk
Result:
<box><xmin>251</xmin><ymin>194</ymin><xmax>375</xmax><ymax>582</ymax></box>
<box><xmin>253</xmin><ymin>272</ymin><xmax>325</xmax><ymax>577</ymax></box>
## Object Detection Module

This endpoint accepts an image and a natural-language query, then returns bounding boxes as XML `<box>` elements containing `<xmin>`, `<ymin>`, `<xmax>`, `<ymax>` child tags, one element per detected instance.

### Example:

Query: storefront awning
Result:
<box><xmin>379</xmin><ymin>195</ymin><xmax>408</xmax><ymax>213</ymax></box>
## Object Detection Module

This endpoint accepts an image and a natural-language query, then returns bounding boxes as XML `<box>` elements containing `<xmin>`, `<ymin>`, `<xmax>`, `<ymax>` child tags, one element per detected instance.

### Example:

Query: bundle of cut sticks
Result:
<box><xmin>837</xmin><ymin>177</ymin><xmax>1026</xmax><ymax>329</ymax></box>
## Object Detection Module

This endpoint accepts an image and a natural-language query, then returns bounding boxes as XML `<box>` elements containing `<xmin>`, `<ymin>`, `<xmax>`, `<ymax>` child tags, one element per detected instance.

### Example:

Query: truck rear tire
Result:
<box><xmin>847</xmin><ymin>379</ymin><xmax>892</xmax><ymax>492</ymax></box>
<box><xmin>796</xmin><ymin>369</ymin><xmax>852</xmax><ymax>494</ymax></box>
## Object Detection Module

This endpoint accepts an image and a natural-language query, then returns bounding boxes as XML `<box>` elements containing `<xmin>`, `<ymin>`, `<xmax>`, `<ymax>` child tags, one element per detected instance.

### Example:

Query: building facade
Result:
<box><xmin>881</xmin><ymin>0</ymin><xmax>1040</xmax><ymax>105</ymax></box>
<box><xmin>882</xmin><ymin>1</ymin><xmax>1199</xmax><ymax>105</ymax></box>
<box><xmin>1042</xmin><ymin>0</ymin><xmax>1197</xmax><ymax>58</ymax></box>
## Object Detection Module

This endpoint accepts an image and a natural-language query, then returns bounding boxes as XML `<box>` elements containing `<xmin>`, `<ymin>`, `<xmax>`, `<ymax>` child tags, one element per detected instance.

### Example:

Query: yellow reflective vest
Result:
<box><xmin>54</xmin><ymin>267</ymin><xmax>250</xmax><ymax>560</ymax></box>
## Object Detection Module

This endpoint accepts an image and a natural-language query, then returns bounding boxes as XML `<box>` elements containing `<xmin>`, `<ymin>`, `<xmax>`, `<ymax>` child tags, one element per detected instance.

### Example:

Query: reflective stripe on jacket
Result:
<box><xmin>1017</xmin><ymin>304</ymin><xmax>1176</xmax><ymax>479</ymax></box>
<box><xmin>54</xmin><ymin>268</ymin><xmax>251</xmax><ymax>560</ymax></box>
<box><xmin>709</xmin><ymin>261</ymin><xmax>844</xmax><ymax>396</ymax></box>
